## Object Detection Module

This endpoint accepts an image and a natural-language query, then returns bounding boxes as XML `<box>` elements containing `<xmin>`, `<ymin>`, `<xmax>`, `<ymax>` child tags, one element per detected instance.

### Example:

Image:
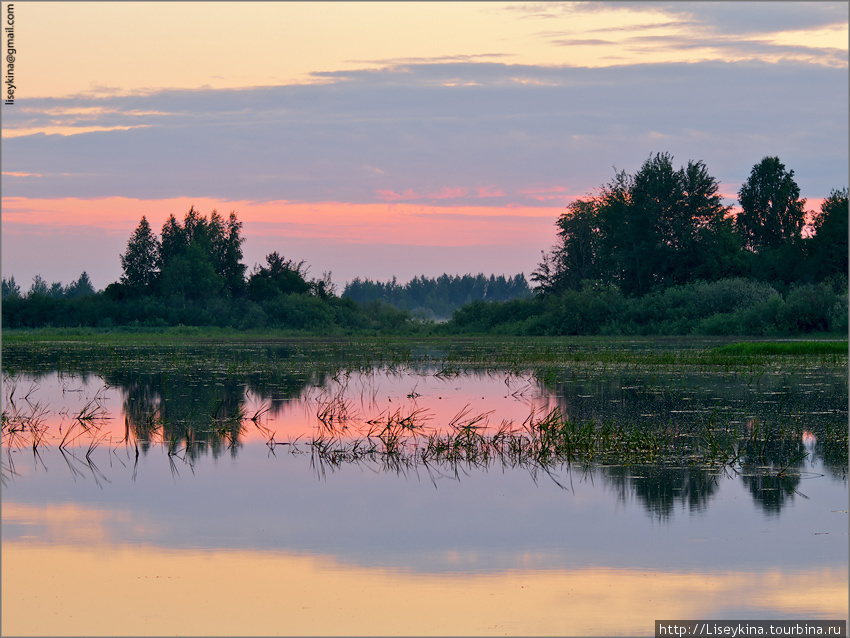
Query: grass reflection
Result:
<box><xmin>3</xmin><ymin>336</ymin><xmax>846</xmax><ymax>516</ymax></box>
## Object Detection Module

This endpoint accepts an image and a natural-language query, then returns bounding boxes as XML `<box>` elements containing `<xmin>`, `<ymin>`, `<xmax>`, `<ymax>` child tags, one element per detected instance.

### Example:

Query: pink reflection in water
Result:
<box><xmin>2</xmin><ymin>370</ymin><xmax>560</xmax><ymax>449</ymax></box>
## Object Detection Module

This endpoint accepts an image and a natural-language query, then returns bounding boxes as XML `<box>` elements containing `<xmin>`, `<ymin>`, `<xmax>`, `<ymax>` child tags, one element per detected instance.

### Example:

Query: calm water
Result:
<box><xmin>2</xmin><ymin>341</ymin><xmax>847</xmax><ymax>636</ymax></box>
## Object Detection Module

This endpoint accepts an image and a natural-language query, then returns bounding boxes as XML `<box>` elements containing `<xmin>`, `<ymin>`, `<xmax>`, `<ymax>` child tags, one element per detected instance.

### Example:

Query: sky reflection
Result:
<box><xmin>3</xmin><ymin>444</ymin><xmax>847</xmax><ymax>574</ymax></box>
<box><xmin>3</xmin><ymin>357</ymin><xmax>847</xmax><ymax>635</ymax></box>
<box><xmin>3</xmin><ymin>539</ymin><xmax>846</xmax><ymax>637</ymax></box>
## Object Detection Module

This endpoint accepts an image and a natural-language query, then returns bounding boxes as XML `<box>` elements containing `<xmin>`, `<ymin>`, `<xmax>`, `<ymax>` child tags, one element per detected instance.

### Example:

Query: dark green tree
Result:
<box><xmin>537</xmin><ymin>154</ymin><xmax>737</xmax><ymax>296</ymax></box>
<box><xmin>247</xmin><ymin>252</ymin><xmax>312</xmax><ymax>301</ymax></box>
<box><xmin>181</xmin><ymin>206</ymin><xmax>209</xmax><ymax>247</ymax></box>
<box><xmin>622</xmin><ymin>153</ymin><xmax>683</xmax><ymax>293</ymax></box>
<box><xmin>593</xmin><ymin>168</ymin><xmax>633</xmax><ymax>291</ymax></box>
<box><xmin>736</xmin><ymin>156</ymin><xmax>806</xmax><ymax>251</ymax></box>
<box><xmin>160</xmin><ymin>240</ymin><xmax>224</xmax><ymax>300</ymax></box>
<box><xmin>28</xmin><ymin>275</ymin><xmax>49</xmax><ymax>297</ymax></box>
<box><xmin>153</xmin><ymin>207</ymin><xmax>246</xmax><ymax>299</ymax></box>
<box><xmin>65</xmin><ymin>272</ymin><xmax>96</xmax><ymax>298</ymax></box>
<box><xmin>807</xmin><ymin>188</ymin><xmax>848</xmax><ymax>283</ymax></box>
<box><xmin>120</xmin><ymin>216</ymin><xmax>160</xmax><ymax>292</ymax></box>
<box><xmin>677</xmin><ymin>159</ymin><xmax>742</xmax><ymax>282</ymax></box>
<box><xmin>159</xmin><ymin>214</ymin><xmax>187</xmax><ymax>269</ymax></box>
<box><xmin>1</xmin><ymin>276</ymin><xmax>21</xmax><ymax>298</ymax></box>
<box><xmin>533</xmin><ymin>198</ymin><xmax>600</xmax><ymax>294</ymax></box>
<box><xmin>627</xmin><ymin>154</ymin><xmax>734</xmax><ymax>292</ymax></box>
<box><xmin>219</xmin><ymin>211</ymin><xmax>247</xmax><ymax>296</ymax></box>
<box><xmin>156</xmin><ymin>208</ymin><xmax>245</xmax><ymax>298</ymax></box>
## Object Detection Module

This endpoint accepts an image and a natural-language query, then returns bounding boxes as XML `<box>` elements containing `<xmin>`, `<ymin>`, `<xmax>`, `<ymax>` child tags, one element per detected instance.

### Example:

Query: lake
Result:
<box><xmin>2</xmin><ymin>336</ymin><xmax>847</xmax><ymax>636</ymax></box>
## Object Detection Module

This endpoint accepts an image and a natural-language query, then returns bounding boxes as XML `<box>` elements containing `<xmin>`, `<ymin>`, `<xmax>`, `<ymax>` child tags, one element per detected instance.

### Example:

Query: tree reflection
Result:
<box><xmin>601</xmin><ymin>465</ymin><xmax>719</xmax><ymax>521</ymax></box>
<box><xmin>2</xmin><ymin>341</ymin><xmax>846</xmax><ymax>520</ymax></box>
<box><xmin>736</xmin><ymin>425</ymin><xmax>808</xmax><ymax>515</ymax></box>
<box><xmin>103</xmin><ymin>355</ymin><xmax>321</xmax><ymax>459</ymax></box>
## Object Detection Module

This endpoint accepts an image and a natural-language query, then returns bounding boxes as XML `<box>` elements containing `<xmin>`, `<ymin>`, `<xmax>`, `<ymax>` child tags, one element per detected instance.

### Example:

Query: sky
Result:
<box><xmin>1</xmin><ymin>1</ymin><xmax>848</xmax><ymax>291</ymax></box>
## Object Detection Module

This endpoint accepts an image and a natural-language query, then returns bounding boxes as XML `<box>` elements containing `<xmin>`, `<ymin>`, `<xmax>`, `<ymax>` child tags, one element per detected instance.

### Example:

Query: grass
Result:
<box><xmin>3</xmin><ymin>386</ymin><xmax>842</xmax><ymax>483</ymax></box>
<box><xmin>711</xmin><ymin>341</ymin><xmax>848</xmax><ymax>356</ymax></box>
<box><xmin>292</xmin><ymin>404</ymin><xmax>825</xmax><ymax>476</ymax></box>
<box><xmin>4</xmin><ymin>333</ymin><xmax>846</xmax><ymax>382</ymax></box>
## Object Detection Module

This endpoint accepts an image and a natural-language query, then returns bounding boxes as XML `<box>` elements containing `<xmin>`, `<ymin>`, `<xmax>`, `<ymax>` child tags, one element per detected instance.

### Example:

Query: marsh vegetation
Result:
<box><xmin>3</xmin><ymin>335</ymin><xmax>846</xmax><ymax>511</ymax></box>
<box><xmin>3</xmin><ymin>332</ymin><xmax>847</xmax><ymax>638</ymax></box>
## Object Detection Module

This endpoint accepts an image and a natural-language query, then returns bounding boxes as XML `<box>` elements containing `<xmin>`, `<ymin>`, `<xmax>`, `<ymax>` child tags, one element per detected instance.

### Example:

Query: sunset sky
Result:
<box><xmin>2</xmin><ymin>1</ymin><xmax>847</xmax><ymax>290</ymax></box>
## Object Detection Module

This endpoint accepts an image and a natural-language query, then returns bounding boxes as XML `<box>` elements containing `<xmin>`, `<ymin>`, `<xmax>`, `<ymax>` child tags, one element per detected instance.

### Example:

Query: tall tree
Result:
<box><xmin>736</xmin><ymin>156</ymin><xmax>806</xmax><ymax>252</ymax></box>
<box><xmin>159</xmin><ymin>214</ymin><xmax>187</xmax><ymax>270</ymax></box>
<box><xmin>539</xmin><ymin>154</ymin><xmax>737</xmax><ymax>296</ymax></box>
<box><xmin>678</xmin><ymin>159</ymin><xmax>740</xmax><ymax>282</ymax></box>
<box><xmin>158</xmin><ymin>208</ymin><xmax>224</xmax><ymax>299</ymax></box>
<box><xmin>548</xmin><ymin>197</ymin><xmax>600</xmax><ymax>293</ymax></box>
<box><xmin>222</xmin><ymin>211</ymin><xmax>246</xmax><ymax>295</ymax></box>
<box><xmin>807</xmin><ymin>187</ymin><xmax>848</xmax><ymax>282</ymax></box>
<box><xmin>1</xmin><ymin>276</ymin><xmax>21</xmax><ymax>298</ymax></box>
<box><xmin>182</xmin><ymin>206</ymin><xmax>209</xmax><ymax>247</ymax></box>
<box><xmin>594</xmin><ymin>168</ymin><xmax>634</xmax><ymax>291</ymax></box>
<box><xmin>28</xmin><ymin>275</ymin><xmax>49</xmax><ymax>297</ymax></box>
<box><xmin>626</xmin><ymin>152</ymin><xmax>683</xmax><ymax>293</ymax></box>
<box><xmin>150</xmin><ymin>207</ymin><xmax>248</xmax><ymax>299</ymax></box>
<box><xmin>120</xmin><ymin>216</ymin><xmax>160</xmax><ymax>292</ymax></box>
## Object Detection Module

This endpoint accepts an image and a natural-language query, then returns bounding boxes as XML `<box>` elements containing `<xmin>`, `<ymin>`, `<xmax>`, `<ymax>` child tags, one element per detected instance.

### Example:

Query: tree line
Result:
<box><xmin>457</xmin><ymin>153</ymin><xmax>847</xmax><ymax>336</ymax></box>
<box><xmin>3</xmin><ymin>272</ymin><xmax>95</xmax><ymax>300</ymax></box>
<box><xmin>2</xmin><ymin>153</ymin><xmax>846</xmax><ymax>335</ymax></box>
<box><xmin>342</xmin><ymin>273</ymin><xmax>532</xmax><ymax>320</ymax></box>
<box><xmin>532</xmin><ymin>154</ymin><xmax>847</xmax><ymax>296</ymax></box>
<box><xmin>2</xmin><ymin>207</ymin><xmax>411</xmax><ymax>331</ymax></box>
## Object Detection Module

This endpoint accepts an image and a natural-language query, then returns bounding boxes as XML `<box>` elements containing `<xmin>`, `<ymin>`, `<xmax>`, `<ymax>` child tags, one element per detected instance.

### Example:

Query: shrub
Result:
<box><xmin>779</xmin><ymin>283</ymin><xmax>837</xmax><ymax>333</ymax></box>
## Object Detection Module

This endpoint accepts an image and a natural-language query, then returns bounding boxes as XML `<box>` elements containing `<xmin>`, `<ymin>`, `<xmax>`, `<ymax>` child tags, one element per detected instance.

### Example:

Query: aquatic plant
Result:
<box><xmin>2</xmin><ymin>335</ymin><xmax>845</xmax><ymax>487</ymax></box>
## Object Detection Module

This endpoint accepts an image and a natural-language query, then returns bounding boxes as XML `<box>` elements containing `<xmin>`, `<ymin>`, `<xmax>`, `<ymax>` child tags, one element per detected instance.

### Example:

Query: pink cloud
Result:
<box><xmin>376</xmin><ymin>189</ymin><xmax>405</xmax><ymax>202</ymax></box>
<box><xmin>2</xmin><ymin>196</ymin><xmax>555</xmax><ymax>248</ymax></box>
<box><xmin>376</xmin><ymin>188</ymin><xmax>425</xmax><ymax>202</ymax></box>
<box><xmin>518</xmin><ymin>185</ymin><xmax>570</xmax><ymax>202</ymax></box>
<box><xmin>476</xmin><ymin>185</ymin><xmax>505</xmax><ymax>198</ymax></box>
<box><xmin>428</xmin><ymin>186</ymin><xmax>469</xmax><ymax>200</ymax></box>
<box><xmin>376</xmin><ymin>186</ymin><xmax>472</xmax><ymax>202</ymax></box>
<box><xmin>2</xmin><ymin>196</ymin><xmax>561</xmax><ymax>291</ymax></box>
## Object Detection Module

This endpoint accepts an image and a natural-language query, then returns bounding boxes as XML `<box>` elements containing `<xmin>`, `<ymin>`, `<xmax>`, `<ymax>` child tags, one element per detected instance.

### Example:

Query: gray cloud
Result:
<box><xmin>570</xmin><ymin>33</ymin><xmax>846</xmax><ymax>68</ymax></box>
<box><xmin>3</xmin><ymin>60</ymin><xmax>846</xmax><ymax>207</ymax></box>
<box><xmin>512</xmin><ymin>1</ymin><xmax>847</xmax><ymax>34</ymax></box>
<box><xmin>344</xmin><ymin>53</ymin><xmax>513</xmax><ymax>66</ymax></box>
<box><xmin>669</xmin><ymin>1</ymin><xmax>848</xmax><ymax>36</ymax></box>
<box><xmin>528</xmin><ymin>2</ymin><xmax>846</xmax><ymax>68</ymax></box>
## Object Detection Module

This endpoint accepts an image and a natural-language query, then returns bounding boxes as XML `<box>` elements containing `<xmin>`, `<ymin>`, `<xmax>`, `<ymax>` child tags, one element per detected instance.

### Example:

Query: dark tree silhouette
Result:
<box><xmin>2</xmin><ymin>276</ymin><xmax>21</xmax><ymax>298</ymax></box>
<box><xmin>736</xmin><ymin>156</ymin><xmax>806</xmax><ymax>252</ymax></box>
<box><xmin>807</xmin><ymin>187</ymin><xmax>848</xmax><ymax>282</ymax></box>
<box><xmin>247</xmin><ymin>252</ymin><xmax>312</xmax><ymax>301</ymax></box>
<box><xmin>65</xmin><ymin>272</ymin><xmax>96</xmax><ymax>298</ymax></box>
<box><xmin>155</xmin><ymin>207</ymin><xmax>244</xmax><ymax>299</ymax></box>
<box><xmin>536</xmin><ymin>154</ymin><xmax>737</xmax><ymax>296</ymax></box>
<box><xmin>120</xmin><ymin>216</ymin><xmax>160</xmax><ymax>292</ymax></box>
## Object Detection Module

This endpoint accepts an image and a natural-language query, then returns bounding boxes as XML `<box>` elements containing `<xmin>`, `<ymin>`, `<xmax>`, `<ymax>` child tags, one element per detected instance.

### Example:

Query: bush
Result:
<box><xmin>697</xmin><ymin>313</ymin><xmax>742</xmax><ymax>336</ymax></box>
<box><xmin>779</xmin><ymin>283</ymin><xmax>837</xmax><ymax>333</ymax></box>
<box><xmin>829</xmin><ymin>292</ymin><xmax>848</xmax><ymax>334</ymax></box>
<box><xmin>691</xmin><ymin>278</ymin><xmax>780</xmax><ymax>317</ymax></box>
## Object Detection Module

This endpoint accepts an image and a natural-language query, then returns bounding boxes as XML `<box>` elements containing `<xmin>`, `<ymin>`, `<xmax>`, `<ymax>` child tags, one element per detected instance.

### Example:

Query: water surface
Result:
<box><xmin>2</xmin><ymin>339</ymin><xmax>847</xmax><ymax>636</ymax></box>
